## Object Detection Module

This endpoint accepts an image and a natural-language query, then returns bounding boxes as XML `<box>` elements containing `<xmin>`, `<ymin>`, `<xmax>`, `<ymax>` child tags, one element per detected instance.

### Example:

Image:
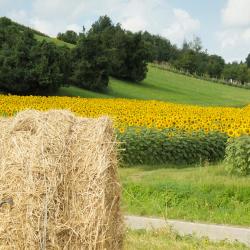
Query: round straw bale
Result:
<box><xmin>0</xmin><ymin>110</ymin><xmax>123</xmax><ymax>250</ymax></box>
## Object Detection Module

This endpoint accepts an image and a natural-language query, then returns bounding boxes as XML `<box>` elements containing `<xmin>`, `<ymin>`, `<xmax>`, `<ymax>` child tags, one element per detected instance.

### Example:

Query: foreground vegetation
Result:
<box><xmin>125</xmin><ymin>229</ymin><xmax>249</xmax><ymax>250</ymax></box>
<box><xmin>120</xmin><ymin>164</ymin><xmax>250</xmax><ymax>226</ymax></box>
<box><xmin>58</xmin><ymin>66</ymin><xmax>250</xmax><ymax>106</ymax></box>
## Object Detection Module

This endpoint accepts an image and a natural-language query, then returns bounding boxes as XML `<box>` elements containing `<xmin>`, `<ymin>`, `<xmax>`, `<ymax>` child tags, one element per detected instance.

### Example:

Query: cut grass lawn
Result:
<box><xmin>125</xmin><ymin>229</ymin><xmax>249</xmax><ymax>250</ymax></box>
<box><xmin>119</xmin><ymin>164</ymin><xmax>250</xmax><ymax>226</ymax></box>
<box><xmin>57</xmin><ymin>66</ymin><xmax>250</xmax><ymax>107</ymax></box>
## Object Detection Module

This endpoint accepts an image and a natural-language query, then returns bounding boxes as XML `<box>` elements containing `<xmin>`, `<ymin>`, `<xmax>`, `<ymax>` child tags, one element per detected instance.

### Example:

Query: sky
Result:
<box><xmin>0</xmin><ymin>0</ymin><xmax>250</xmax><ymax>62</ymax></box>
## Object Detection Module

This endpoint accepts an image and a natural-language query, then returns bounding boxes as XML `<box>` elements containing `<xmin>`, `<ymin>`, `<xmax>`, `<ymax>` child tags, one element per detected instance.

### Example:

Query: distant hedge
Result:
<box><xmin>117</xmin><ymin>128</ymin><xmax>228</xmax><ymax>165</ymax></box>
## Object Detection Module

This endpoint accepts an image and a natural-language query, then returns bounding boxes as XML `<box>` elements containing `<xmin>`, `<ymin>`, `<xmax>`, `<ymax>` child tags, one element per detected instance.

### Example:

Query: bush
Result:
<box><xmin>117</xmin><ymin>128</ymin><xmax>227</xmax><ymax>165</ymax></box>
<box><xmin>225</xmin><ymin>135</ymin><xmax>250</xmax><ymax>175</ymax></box>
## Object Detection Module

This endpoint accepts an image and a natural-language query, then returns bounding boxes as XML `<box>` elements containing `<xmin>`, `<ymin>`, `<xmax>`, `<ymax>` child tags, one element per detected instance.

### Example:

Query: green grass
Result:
<box><xmin>35</xmin><ymin>34</ymin><xmax>75</xmax><ymax>48</ymax></box>
<box><xmin>119</xmin><ymin>164</ymin><xmax>250</xmax><ymax>226</ymax></box>
<box><xmin>125</xmin><ymin>229</ymin><xmax>249</xmax><ymax>250</ymax></box>
<box><xmin>58</xmin><ymin>67</ymin><xmax>250</xmax><ymax>106</ymax></box>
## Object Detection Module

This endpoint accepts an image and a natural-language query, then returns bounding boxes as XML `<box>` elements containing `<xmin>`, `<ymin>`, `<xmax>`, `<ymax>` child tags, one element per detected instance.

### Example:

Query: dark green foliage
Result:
<box><xmin>57</xmin><ymin>30</ymin><xmax>79</xmax><ymax>44</ymax></box>
<box><xmin>207</xmin><ymin>55</ymin><xmax>225</xmax><ymax>78</ymax></box>
<box><xmin>225</xmin><ymin>135</ymin><xmax>250</xmax><ymax>176</ymax></box>
<box><xmin>0</xmin><ymin>18</ymin><xmax>70</xmax><ymax>94</ymax></box>
<box><xmin>71</xmin><ymin>34</ymin><xmax>109</xmax><ymax>90</ymax></box>
<box><xmin>2</xmin><ymin>16</ymin><xmax>249</xmax><ymax>92</ymax></box>
<box><xmin>117</xmin><ymin>128</ymin><xmax>227</xmax><ymax>165</ymax></box>
<box><xmin>0</xmin><ymin>17</ymin><xmax>48</xmax><ymax>37</ymax></box>
<box><xmin>141</xmin><ymin>31</ymin><xmax>179</xmax><ymax>63</ymax></box>
<box><xmin>223</xmin><ymin>62</ymin><xmax>249</xmax><ymax>85</ymax></box>
<box><xmin>89</xmin><ymin>16</ymin><xmax>149</xmax><ymax>82</ymax></box>
<box><xmin>140</xmin><ymin>32</ymin><xmax>250</xmax><ymax>85</ymax></box>
<box><xmin>246</xmin><ymin>53</ymin><xmax>250</xmax><ymax>68</ymax></box>
<box><xmin>110</xmin><ymin>31</ymin><xmax>148</xmax><ymax>82</ymax></box>
<box><xmin>175</xmin><ymin>49</ymin><xmax>197</xmax><ymax>74</ymax></box>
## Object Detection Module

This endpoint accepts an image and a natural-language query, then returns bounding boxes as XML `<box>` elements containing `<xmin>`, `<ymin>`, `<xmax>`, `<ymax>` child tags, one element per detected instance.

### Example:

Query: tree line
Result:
<box><xmin>0</xmin><ymin>16</ymin><xmax>148</xmax><ymax>94</ymax></box>
<box><xmin>58</xmin><ymin>16</ymin><xmax>250</xmax><ymax>86</ymax></box>
<box><xmin>140</xmin><ymin>33</ymin><xmax>250</xmax><ymax>85</ymax></box>
<box><xmin>0</xmin><ymin>15</ymin><xmax>250</xmax><ymax>95</ymax></box>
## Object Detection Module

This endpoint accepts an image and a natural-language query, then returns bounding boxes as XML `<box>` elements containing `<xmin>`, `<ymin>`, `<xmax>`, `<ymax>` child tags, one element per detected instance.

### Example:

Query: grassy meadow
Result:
<box><xmin>58</xmin><ymin>66</ymin><xmax>250</xmax><ymax>106</ymax></box>
<box><xmin>120</xmin><ymin>164</ymin><xmax>250</xmax><ymax>226</ymax></box>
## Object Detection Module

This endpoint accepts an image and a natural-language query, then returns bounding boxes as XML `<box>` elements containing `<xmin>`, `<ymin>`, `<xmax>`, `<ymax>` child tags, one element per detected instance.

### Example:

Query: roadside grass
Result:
<box><xmin>125</xmin><ymin>229</ymin><xmax>249</xmax><ymax>250</ymax></box>
<box><xmin>57</xmin><ymin>67</ymin><xmax>250</xmax><ymax>106</ymax></box>
<box><xmin>119</xmin><ymin>163</ymin><xmax>250</xmax><ymax>226</ymax></box>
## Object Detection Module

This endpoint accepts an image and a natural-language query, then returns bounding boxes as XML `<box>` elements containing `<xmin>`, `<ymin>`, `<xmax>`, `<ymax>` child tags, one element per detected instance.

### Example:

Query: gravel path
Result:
<box><xmin>125</xmin><ymin>215</ymin><xmax>250</xmax><ymax>246</ymax></box>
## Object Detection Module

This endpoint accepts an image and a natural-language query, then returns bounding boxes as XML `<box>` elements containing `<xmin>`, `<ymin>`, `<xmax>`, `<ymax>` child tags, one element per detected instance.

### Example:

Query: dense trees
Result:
<box><xmin>88</xmin><ymin>15</ymin><xmax>148</xmax><ymax>82</ymax></box>
<box><xmin>57</xmin><ymin>30</ymin><xmax>79</xmax><ymax>44</ymax></box>
<box><xmin>1</xmin><ymin>15</ymin><xmax>249</xmax><ymax>96</ymax></box>
<box><xmin>71</xmin><ymin>33</ymin><xmax>109</xmax><ymax>90</ymax></box>
<box><xmin>0</xmin><ymin>18</ymin><xmax>71</xmax><ymax>94</ymax></box>
<box><xmin>246</xmin><ymin>53</ymin><xmax>250</xmax><ymax>68</ymax></box>
<box><xmin>141</xmin><ymin>32</ymin><xmax>179</xmax><ymax>63</ymax></box>
<box><xmin>223</xmin><ymin>63</ymin><xmax>249</xmax><ymax>85</ymax></box>
<box><xmin>207</xmin><ymin>55</ymin><xmax>225</xmax><ymax>78</ymax></box>
<box><xmin>144</xmin><ymin>34</ymin><xmax>249</xmax><ymax>84</ymax></box>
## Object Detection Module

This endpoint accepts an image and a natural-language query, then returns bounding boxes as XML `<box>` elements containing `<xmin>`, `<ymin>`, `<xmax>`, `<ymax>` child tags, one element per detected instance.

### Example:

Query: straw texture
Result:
<box><xmin>0</xmin><ymin>110</ymin><xmax>123</xmax><ymax>249</ymax></box>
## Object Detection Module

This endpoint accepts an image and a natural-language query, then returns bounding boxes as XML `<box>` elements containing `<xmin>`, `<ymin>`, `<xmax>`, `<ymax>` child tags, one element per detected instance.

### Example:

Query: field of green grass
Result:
<box><xmin>58</xmin><ymin>66</ymin><xmax>250</xmax><ymax>106</ymax></box>
<box><xmin>125</xmin><ymin>229</ymin><xmax>249</xmax><ymax>250</ymax></box>
<box><xmin>120</xmin><ymin>164</ymin><xmax>250</xmax><ymax>226</ymax></box>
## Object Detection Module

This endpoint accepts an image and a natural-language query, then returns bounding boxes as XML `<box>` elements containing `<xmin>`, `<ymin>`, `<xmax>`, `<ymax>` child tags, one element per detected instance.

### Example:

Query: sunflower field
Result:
<box><xmin>0</xmin><ymin>95</ymin><xmax>249</xmax><ymax>137</ymax></box>
<box><xmin>0</xmin><ymin>95</ymin><xmax>249</xmax><ymax>165</ymax></box>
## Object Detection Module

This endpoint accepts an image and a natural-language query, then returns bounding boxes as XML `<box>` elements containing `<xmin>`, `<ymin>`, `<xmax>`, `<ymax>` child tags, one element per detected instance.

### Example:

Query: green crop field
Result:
<box><xmin>58</xmin><ymin>66</ymin><xmax>250</xmax><ymax>106</ymax></box>
<box><xmin>120</xmin><ymin>164</ymin><xmax>250</xmax><ymax>226</ymax></box>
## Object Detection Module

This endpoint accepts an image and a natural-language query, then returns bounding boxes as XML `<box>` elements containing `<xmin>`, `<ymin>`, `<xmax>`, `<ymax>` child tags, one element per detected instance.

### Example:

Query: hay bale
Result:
<box><xmin>0</xmin><ymin>110</ymin><xmax>123</xmax><ymax>249</ymax></box>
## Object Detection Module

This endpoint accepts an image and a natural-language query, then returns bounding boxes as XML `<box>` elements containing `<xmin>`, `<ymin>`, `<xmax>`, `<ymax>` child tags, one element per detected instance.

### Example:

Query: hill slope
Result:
<box><xmin>3</xmin><ymin>20</ymin><xmax>249</xmax><ymax>107</ymax></box>
<box><xmin>58</xmin><ymin>66</ymin><xmax>250</xmax><ymax>106</ymax></box>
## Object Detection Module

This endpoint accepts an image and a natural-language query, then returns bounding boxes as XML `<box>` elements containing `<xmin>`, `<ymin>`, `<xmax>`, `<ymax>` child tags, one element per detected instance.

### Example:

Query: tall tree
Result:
<box><xmin>57</xmin><ymin>30</ymin><xmax>79</xmax><ymax>44</ymax></box>
<box><xmin>207</xmin><ymin>55</ymin><xmax>225</xmax><ymax>78</ymax></box>
<box><xmin>246</xmin><ymin>53</ymin><xmax>250</xmax><ymax>68</ymax></box>
<box><xmin>89</xmin><ymin>15</ymin><xmax>149</xmax><ymax>82</ymax></box>
<box><xmin>71</xmin><ymin>33</ymin><xmax>110</xmax><ymax>90</ymax></box>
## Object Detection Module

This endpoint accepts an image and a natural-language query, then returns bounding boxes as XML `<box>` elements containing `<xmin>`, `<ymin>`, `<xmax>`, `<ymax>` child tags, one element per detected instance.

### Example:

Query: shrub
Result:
<box><xmin>117</xmin><ymin>128</ymin><xmax>227</xmax><ymax>165</ymax></box>
<box><xmin>225</xmin><ymin>135</ymin><xmax>250</xmax><ymax>175</ymax></box>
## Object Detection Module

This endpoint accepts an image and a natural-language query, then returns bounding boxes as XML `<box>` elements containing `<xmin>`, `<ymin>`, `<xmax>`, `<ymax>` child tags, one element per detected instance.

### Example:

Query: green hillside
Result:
<box><xmin>2</xmin><ymin>29</ymin><xmax>243</xmax><ymax>106</ymax></box>
<box><xmin>32</xmin><ymin>31</ymin><xmax>250</xmax><ymax>107</ymax></box>
<box><xmin>1</xmin><ymin>17</ymin><xmax>249</xmax><ymax>106</ymax></box>
<box><xmin>58</xmin><ymin>66</ymin><xmax>250</xmax><ymax>106</ymax></box>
